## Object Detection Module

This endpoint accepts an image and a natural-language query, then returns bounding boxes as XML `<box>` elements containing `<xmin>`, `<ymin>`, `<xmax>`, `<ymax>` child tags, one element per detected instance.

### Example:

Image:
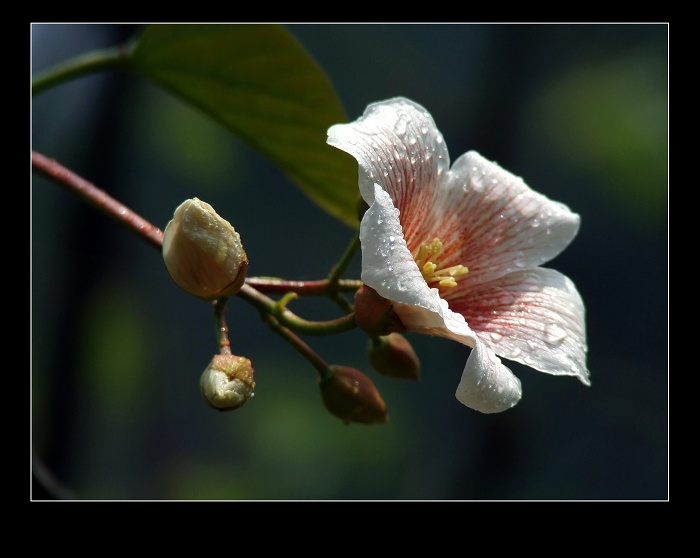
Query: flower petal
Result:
<box><xmin>360</xmin><ymin>184</ymin><xmax>476</xmax><ymax>343</ymax></box>
<box><xmin>456</xmin><ymin>340</ymin><xmax>522</xmax><ymax>413</ymax></box>
<box><xmin>327</xmin><ymin>97</ymin><xmax>450</xmax><ymax>220</ymax></box>
<box><xmin>427</xmin><ymin>151</ymin><xmax>581</xmax><ymax>292</ymax></box>
<box><xmin>450</xmin><ymin>268</ymin><xmax>590</xmax><ymax>386</ymax></box>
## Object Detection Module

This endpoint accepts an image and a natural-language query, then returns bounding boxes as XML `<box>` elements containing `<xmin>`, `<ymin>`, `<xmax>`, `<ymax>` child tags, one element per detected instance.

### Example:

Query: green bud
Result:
<box><xmin>319</xmin><ymin>365</ymin><xmax>388</xmax><ymax>425</ymax></box>
<box><xmin>368</xmin><ymin>333</ymin><xmax>421</xmax><ymax>380</ymax></box>
<box><xmin>200</xmin><ymin>354</ymin><xmax>255</xmax><ymax>411</ymax></box>
<box><xmin>163</xmin><ymin>198</ymin><xmax>248</xmax><ymax>301</ymax></box>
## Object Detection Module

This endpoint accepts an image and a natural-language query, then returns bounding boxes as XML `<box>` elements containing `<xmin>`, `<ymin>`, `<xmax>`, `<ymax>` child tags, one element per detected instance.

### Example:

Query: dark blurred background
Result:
<box><xmin>31</xmin><ymin>23</ymin><xmax>668</xmax><ymax>500</ymax></box>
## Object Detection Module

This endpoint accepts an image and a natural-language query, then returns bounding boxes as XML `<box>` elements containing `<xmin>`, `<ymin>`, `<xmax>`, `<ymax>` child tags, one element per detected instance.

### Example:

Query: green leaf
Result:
<box><xmin>129</xmin><ymin>24</ymin><xmax>359</xmax><ymax>227</ymax></box>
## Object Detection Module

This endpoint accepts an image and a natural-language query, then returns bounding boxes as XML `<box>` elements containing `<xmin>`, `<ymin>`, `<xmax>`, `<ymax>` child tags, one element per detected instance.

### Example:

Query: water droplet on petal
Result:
<box><xmin>490</xmin><ymin>332</ymin><xmax>503</xmax><ymax>342</ymax></box>
<box><xmin>544</xmin><ymin>323</ymin><xmax>567</xmax><ymax>345</ymax></box>
<box><xmin>394</xmin><ymin>118</ymin><xmax>408</xmax><ymax>136</ymax></box>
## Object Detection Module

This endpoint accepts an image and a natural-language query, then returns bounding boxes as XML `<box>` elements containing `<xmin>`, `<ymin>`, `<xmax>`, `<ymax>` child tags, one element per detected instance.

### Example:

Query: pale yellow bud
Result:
<box><xmin>162</xmin><ymin>198</ymin><xmax>248</xmax><ymax>301</ymax></box>
<box><xmin>200</xmin><ymin>354</ymin><xmax>255</xmax><ymax>411</ymax></box>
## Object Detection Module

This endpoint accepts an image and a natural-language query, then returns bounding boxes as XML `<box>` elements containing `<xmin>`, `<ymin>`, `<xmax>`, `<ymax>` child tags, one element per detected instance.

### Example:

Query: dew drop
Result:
<box><xmin>490</xmin><ymin>332</ymin><xmax>503</xmax><ymax>342</ymax></box>
<box><xmin>394</xmin><ymin>118</ymin><xmax>408</xmax><ymax>136</ymax></box>
<box><xmin>544</xmin><ymin>323</ymin><xmax>567</xmax><ymax>345</ymax></box>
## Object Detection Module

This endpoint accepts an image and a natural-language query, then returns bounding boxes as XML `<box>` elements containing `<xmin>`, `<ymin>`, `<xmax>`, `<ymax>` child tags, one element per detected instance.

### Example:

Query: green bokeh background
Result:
<box><xmin>31</xmin><ymin>23</ymin><xmax>668</xmax><ymax>500</ymax></box>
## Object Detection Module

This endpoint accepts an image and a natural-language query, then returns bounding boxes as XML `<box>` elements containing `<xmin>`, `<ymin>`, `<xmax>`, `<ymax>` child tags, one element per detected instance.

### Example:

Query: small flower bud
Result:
<box><xmin>163</xmin><ymin>198</ymin><xmax>248</xmax><ymax>301</ymax></box>
<box><xmin>200</xmin><ymin>354</ymin><xmax>255</xmax><ymax>411</ymax></box>
<box><xmin>319</xmin><ymin>365</ymin><xmax>388</xmax><ymax>425</ymax></box>
<box><xmin>354</xmin><ymin>284</ymin><xmax>406</xmax><ymax>337</ymax></box>
<box><xmin>368</xmin><ymin>333</ymin><xmax>421</xmax><ymax>380</ymax></box>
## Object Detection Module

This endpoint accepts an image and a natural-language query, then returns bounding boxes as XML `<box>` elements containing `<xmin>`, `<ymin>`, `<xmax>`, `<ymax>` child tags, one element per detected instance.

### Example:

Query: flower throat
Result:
<box><xmin>413</xmin><ymin>238</ymin><xmax>468</xmax><ymax>288</ymax></box>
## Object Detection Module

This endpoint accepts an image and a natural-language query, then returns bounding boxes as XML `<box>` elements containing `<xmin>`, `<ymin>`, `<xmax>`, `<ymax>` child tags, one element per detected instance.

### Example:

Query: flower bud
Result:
<box><xmin>354</xmin><ymin>284</ymin><xmax>406</xmax><ymax>337</ymax></box>
<box><xmin>200</xmin><ymin>354</ymin><xmax>255</xmax><ymax>411</ymax></box>
<box><xmin>163</xmin><ymin>198</ymin><xmax>248</xmax><ymax>301</ymax></box>
<box><xmin>319</xmin><ymin>365</ymin><xmax>388</xmax><ymax>425</ymax></box>
<box><xmin>368</xmin><ymin>333</ymin><xmax>421</xmax><ymax>380</ymax></box>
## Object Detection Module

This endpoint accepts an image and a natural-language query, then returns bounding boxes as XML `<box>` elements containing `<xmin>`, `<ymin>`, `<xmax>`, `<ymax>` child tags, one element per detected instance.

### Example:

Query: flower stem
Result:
<box><xmin>33</xmin><ymin>150</ymin><xmax>359</xmax><ymax>337</ymax></box>
<box><xmin>245</xmin><ymin>277</ymin><xmax>362</xmax><ymax>295</ymax></box>
<box><xmin>213</xmin><ymin>298</ymin><xmax>232</xmax><ymax>355</ymax></box>
<box><xmin>32</xmin><ymin>45</ymin><xmax>133</xmax><ymax>97</ymax></box>
<box><xmin>32</xmin><ymin>150</ymin><xmax>164</xmax><ymax>249</ymax></box>
<box><xmin>237</xmin><ymin>284</ymin><xmax>356</xmax><ymax>336</ymax></box>
<box><xmin>327</xmin><ymin>233</ymin><xmax>361</xmax><ymax>284</ymax></box>
<box><xmin>258</xmin><ymin>313</ymin><xmax>331</xmax><ymax>379</ymax></box>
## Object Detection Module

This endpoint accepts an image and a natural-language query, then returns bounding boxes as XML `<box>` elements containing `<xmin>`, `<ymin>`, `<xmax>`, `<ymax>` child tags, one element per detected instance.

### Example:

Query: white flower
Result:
<box><xmin>328</xmin><ymin>97</ymin><xmax>589</xmax><ymax>413</ymax></box>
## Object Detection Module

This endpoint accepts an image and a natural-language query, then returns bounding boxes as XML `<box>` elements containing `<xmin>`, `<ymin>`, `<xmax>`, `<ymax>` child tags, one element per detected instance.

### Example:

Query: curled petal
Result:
<box><xmin>456</xmin><ymin>341</ymin><xmax>522</xmax><ymax>414</ymax></box>
<box><xmin>452</xmin><ymin>268</ymin><xmax>590</xmax><ymax>386</ymax></box>
<box><xmin>360</xmin><ymin>184</ymin><xmax>476</xmax><ymax>343</ymax></box>
<box><xmin>327</xmin><ymin>97</ymin><xmax>450</xmax><ymax>216</ymax></box>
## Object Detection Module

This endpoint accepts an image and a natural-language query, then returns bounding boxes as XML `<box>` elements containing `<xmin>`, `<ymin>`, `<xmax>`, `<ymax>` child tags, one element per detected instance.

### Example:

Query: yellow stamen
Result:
<box><xmin>413</xmin><ymin>237</ymin><xmax>469</xmax><ymax>288</ymax></box>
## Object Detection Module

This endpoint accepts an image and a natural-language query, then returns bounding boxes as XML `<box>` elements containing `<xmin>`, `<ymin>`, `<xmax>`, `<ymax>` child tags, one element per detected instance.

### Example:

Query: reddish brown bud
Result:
<box><xmin>319</xmin><ymin>365</ymin><xmax>388</xmax><ymax>425</ymax></box>
<box><xmin>354</xmin><ymin>284</ymin><xmax>405</xmax><ymax>337</ymax></box>
<box><xmin>200</xmin><ymin>354</ymin><xmax>255</xmax><ymax>411</ymax></box>
<box><xmin>368</xmin><ymin>333</ymin><xmax>421</xmax><ymax>380</ymax></box>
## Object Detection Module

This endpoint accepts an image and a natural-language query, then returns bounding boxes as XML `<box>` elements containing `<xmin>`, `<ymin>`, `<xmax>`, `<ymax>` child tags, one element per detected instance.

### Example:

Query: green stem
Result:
<box><xmin>238</xmin><ymin>284</ymin><xmax>356</xmax><ymax>336</ymax></box>
<box><xmin>32</xmin><ymin>45</ymin><xmax>132</xmax><ymax>97</ymax></box>
<box><xmin>327</xmin><ymin>234</ymin><xmax>361</xmax><ymax>284</ymax></box>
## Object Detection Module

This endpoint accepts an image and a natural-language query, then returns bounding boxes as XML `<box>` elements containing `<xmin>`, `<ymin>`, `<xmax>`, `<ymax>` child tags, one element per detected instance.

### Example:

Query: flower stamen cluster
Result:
<box><xmin>414</xmin><ymin>237</ymin><xmax>469</xmax><ymax>288</ymax></box>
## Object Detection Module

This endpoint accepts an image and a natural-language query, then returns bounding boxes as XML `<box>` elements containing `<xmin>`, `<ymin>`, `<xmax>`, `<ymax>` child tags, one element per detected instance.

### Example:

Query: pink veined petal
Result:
<box><xmin>450</xmin><ymin>268</ymin><xmax>590</xmax><ymax>386</ymax></box>
<box><xmin>360</xmin><ymin>185</ymin><xmax>476</xmax><ymax>343</ymax></box>
<box><xmin>327</xmin><ymin>97</ymin><xmax>450</xmax><ymax>233</ymax></box>
<box><xmin>456</xmin><ymin>340</ymin><xmax>522</xmax><ymax>413</ymax></box>
<box><xmin>434</xmin><ymin>151</ymin><xmax>581</xmax><ymax>292</ymax></box>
